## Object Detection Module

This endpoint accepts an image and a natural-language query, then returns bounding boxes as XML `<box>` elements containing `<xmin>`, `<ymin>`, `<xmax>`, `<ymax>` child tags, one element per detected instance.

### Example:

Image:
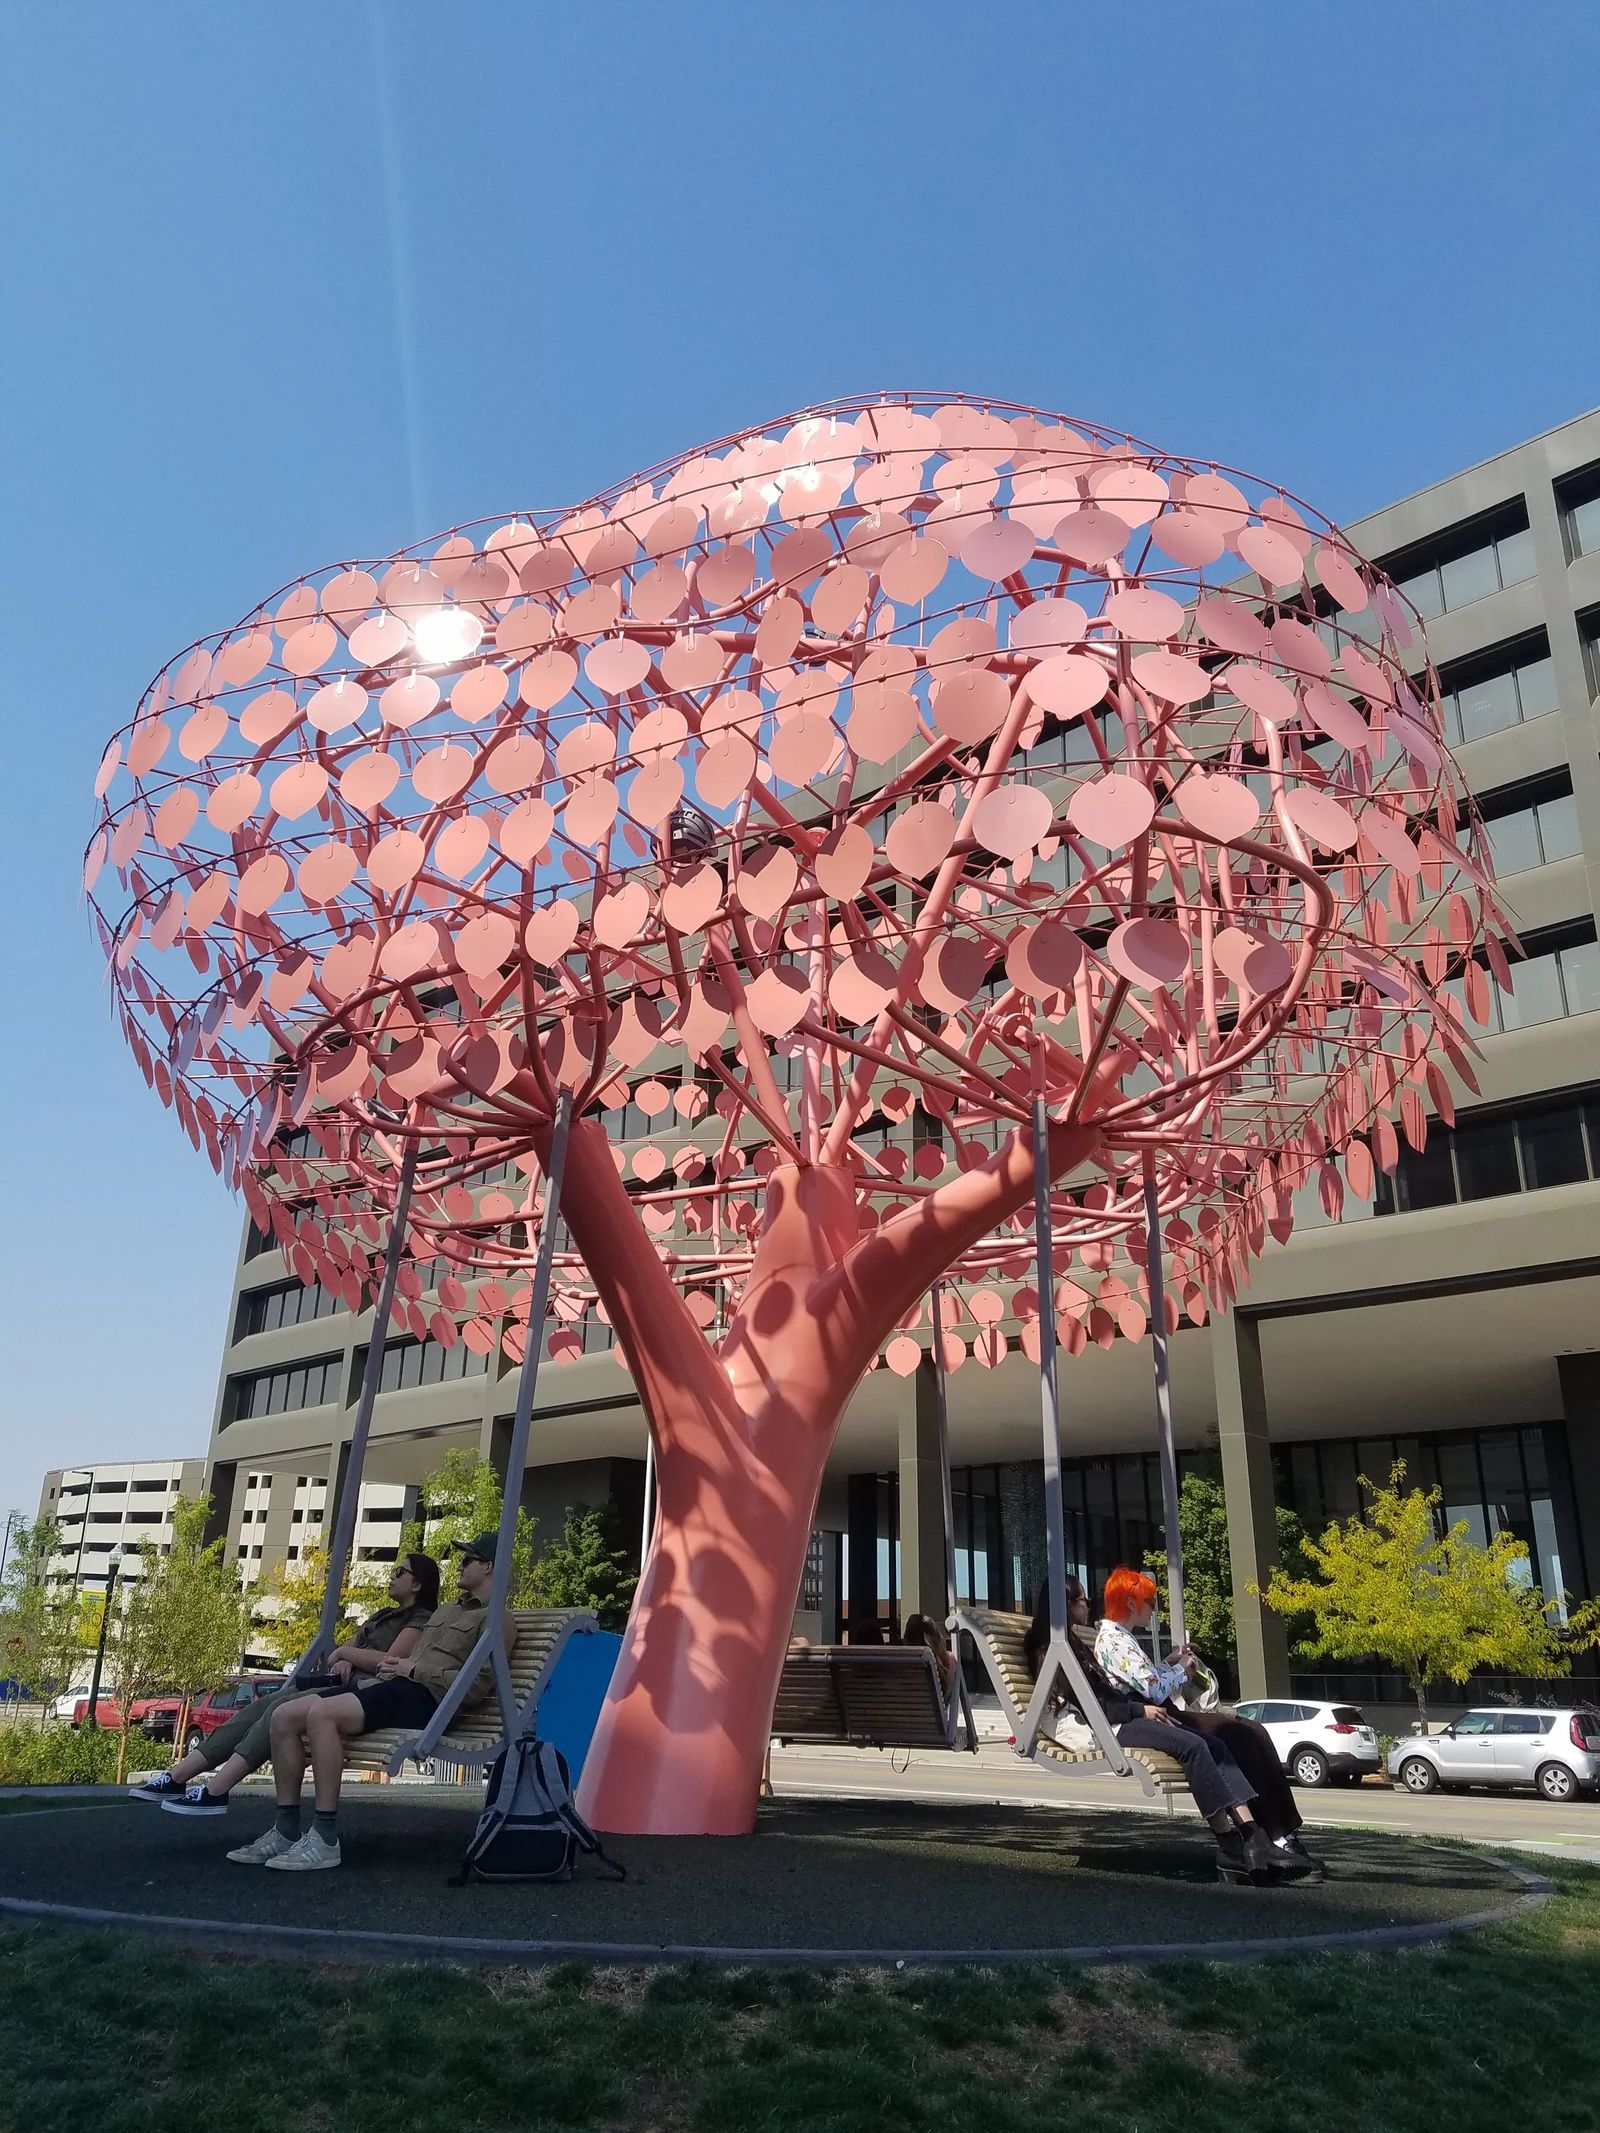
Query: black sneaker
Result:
<box><xmin>1255</xmin><ymin>1828</ymin><xmax>1315</xmax><ymax>1881</ymax></box>
<box><xmin>1275</xmin><ymin>1835</ymin><xmax>1327</xmax><ymax>1880</ymax></box>
<box><xmin>127</xmin><ymin>1771</ymin><xmax>181</xmax><ymax>1803</ymax></box>
<box><xmin>160</xmin><ymin>1781</ymin><xmax>229</xmax><ymax>1817</ymax></box>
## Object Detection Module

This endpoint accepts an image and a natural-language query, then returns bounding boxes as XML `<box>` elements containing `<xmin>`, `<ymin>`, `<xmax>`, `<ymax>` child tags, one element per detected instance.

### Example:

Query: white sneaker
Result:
<box><xmin>227</xmin><ymin>1826</ymin><xmax>300</xmax><ymax>1866</ymax></box>
<box><xmin>262</xmin><ymin>1828</ymin><xmax>341</xmax><ymax>1872</ymax></box>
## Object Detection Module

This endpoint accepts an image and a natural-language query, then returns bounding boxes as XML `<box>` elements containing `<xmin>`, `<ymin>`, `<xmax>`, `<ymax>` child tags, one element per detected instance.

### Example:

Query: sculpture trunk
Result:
<box><xmin>537</xmin><ymin>1112</ymin><xmax>1100</xmax><ymax>1836</ymax></box>
<box><xmin>576</xmin><ymin>1366</ymin><xmax>846</xmax><ymax>1835</ymax></box>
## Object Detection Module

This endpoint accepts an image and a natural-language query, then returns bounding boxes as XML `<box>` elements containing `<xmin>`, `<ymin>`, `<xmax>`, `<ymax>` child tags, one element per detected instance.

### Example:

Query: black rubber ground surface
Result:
<box><xmin>0</xmin><ymin>1788</ymin><xmax>1527</xmax><ymax>1960</ymax></box>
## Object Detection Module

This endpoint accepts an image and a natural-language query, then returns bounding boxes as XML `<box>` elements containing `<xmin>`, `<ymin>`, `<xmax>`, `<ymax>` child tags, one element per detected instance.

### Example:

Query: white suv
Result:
<box><xmin>1233</xmin><ymin>1698</ymin><xmax>1381</xmax><ymax>1786</ymax></box>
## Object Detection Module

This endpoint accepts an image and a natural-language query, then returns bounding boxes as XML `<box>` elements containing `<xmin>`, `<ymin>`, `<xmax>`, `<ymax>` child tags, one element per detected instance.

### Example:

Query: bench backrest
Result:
<box><xmin>772</xmin><ymin>1647</ymin><xmax>954</xmax><ymax>1748</ymax></box>
<box><xmin>957</xmin><ymin>1608</ymin><xmax>1037</xmax><ymax>1729</ymax></box>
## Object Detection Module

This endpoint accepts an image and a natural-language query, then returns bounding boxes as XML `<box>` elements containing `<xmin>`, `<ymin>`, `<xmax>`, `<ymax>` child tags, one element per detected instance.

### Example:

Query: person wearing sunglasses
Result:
<box><xmin>128</xmin><ymin>1551</ymin><xmax>441</xmax><ymax>1816</ymax></box>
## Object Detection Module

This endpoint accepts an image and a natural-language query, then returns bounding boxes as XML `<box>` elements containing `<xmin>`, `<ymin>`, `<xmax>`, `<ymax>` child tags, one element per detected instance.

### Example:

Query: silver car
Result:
<box><xmin>1387</xmin><ymin>1707</ymin><xmax>1600</xmax><ymax>1802</ymax></box>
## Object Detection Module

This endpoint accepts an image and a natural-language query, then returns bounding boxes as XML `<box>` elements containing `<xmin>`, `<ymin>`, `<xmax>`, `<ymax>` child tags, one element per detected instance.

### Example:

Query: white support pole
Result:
<box><xmin>306</xmin><ymin>1132</ymin><xmax>420</xmax><ymax>1675</ymax></box>
<box><xmin>1024</xmin><ymin>1092</ymin><xmax>1128</xmax><ymax>1773</ymax></box>
<box><xmin>928</xmin><ymin>1284</ymin><xmax>959</xmax><ymax>1620</ymax></box>
<box><xmin>928</xmin><ymin>1282</ymin><xmax>979</xmax><ymax>1751</ymax></box>
<box><xmin>1143</xmin><ymin>1160</ymin><xmax>1187</xmax><ymax>1651</ymax></box>
<box><xmin>639</xmin><ymin>1433</ymin><xmax>656</xmax><ymax>1572</ymax></box>
<box><xmin>408</xmin><ymin>1090</ymin><xmax>574</xmax><ymax>1753</ymax></box>
<box><xmin>1030</xmin><ymin>1092</ymin><xmax>1069</xmax><ymax>1645</ymax></box>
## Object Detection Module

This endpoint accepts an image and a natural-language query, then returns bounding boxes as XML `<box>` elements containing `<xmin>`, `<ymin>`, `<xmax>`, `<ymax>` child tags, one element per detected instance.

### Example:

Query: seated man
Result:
<box><xmin>130</xmin><ymin>1553</ymin><xmax>440</xmax><ymax>1815</ymax></box>
<box><xmin>1093</xmin><ymin>1567</ymin><xmax>1312</xmax><ymax>1885</ymax></box>
<box><xmin>233</xmin><ymin>1532</ymin><xmax>513</xmax><ymax>1872</ymax></box>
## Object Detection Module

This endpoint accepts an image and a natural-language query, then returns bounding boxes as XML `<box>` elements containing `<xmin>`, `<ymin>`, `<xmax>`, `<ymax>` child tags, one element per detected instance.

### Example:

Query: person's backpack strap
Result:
<box><xmin>447</xmin><ymin>1740</ymin><xmax>521</xmax><ymax>1887</ymax></box>
<box><xmin>536</xmin><ymin>1740</ymin><xmax>628</xmax><ymax>1882</ymax></box>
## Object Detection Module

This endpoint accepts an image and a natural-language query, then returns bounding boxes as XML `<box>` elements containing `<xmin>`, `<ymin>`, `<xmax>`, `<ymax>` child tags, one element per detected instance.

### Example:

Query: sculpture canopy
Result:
<box><xmin>88</xmin><ymin>392</ymin><xmax>1505</xmax><ymax>1366</ymax></box>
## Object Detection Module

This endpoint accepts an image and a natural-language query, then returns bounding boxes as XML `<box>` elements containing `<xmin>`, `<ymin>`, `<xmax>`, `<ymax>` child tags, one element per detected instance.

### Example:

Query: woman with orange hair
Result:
<box><xmin>1094</xmin><ymin>1569</ymin><xmax>1313</xmax><ymax>1884</ymax></box>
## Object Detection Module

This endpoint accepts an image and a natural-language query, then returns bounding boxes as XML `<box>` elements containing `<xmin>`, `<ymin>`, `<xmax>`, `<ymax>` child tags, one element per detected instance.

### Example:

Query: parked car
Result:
<box><xmin>1387</xmin><ymin>1708</ymin><xmax>1600</xmax><ymax>1802</ymax></box>
<box><xmin>140</xmin><ymin>1676</ymin><xmax>286</xmax><ymax>1755</ymax></box>
<box><xmin>1232</xmin><ymin>1698</ymin><xmax>1381</xmax><ymax>1786</ymax></box>
<box><xmin>70</xmin><ymin>1691</ymin><xmax>168</xmax><ymax>1731</ymax></box>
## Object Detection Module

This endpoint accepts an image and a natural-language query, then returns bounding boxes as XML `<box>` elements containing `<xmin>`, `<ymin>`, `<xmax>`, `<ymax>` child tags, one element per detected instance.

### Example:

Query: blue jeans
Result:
<box><xmin>1116</xmin><ymin>1715</ymin><xmax>1257</xmax><ymax>1820</ymax></box>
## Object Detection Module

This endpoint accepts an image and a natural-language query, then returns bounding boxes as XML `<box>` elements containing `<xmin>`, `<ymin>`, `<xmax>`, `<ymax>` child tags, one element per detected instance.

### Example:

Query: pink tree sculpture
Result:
<box><xmin>87</xmin><ymin>394</ymin><xmax>1512</xmax><ymax>1834</ymax></box>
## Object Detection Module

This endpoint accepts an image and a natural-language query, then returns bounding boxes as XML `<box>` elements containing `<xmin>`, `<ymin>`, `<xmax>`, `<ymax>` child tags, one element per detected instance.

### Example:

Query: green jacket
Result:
<box><xmin>409</xmin><ymin>1597</ymin><xmax>515</xmax><ymax>1710</ymax></box>
<box><xmin>351</xmin><ymin>1600</ymin><xmax>433</xmax><ymax>1654</ymax></box>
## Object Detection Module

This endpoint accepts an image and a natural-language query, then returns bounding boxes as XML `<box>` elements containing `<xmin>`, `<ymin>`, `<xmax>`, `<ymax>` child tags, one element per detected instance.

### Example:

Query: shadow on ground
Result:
<box><xmin>0</xmin><ymin>1789</ymin><xmax>1524</xmax><ymax>1959</ymax></box>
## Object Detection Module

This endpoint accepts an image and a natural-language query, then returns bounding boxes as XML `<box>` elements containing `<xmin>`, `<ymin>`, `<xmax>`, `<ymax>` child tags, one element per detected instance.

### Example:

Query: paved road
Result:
<box><xmin>769</xmin><ymin>1742</ymin><xmax>1600</xmax><ymax>1863</ymax></box>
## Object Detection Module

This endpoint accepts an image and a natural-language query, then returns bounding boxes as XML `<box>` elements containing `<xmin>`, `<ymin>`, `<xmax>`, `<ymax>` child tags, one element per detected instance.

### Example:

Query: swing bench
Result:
<box><xmin>342</xmin><ymin>1608</ymin><xmax>598</xmax><ymax>1780</ymax></box>
<box><xmin>771</xmin><ymin>1644</ymin><xmax>976</xmax><ymax>1753</ymax></box>
<box><xmin>956</xmin><ymin>1606</ymin><xmax>1188</xmax><ymax>1804</ymax></box>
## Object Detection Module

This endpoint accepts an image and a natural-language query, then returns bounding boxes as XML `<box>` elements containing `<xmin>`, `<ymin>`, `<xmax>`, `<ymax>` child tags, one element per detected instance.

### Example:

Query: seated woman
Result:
<box><xmin>1092</xmin><ymin>1568</ymin><xmax>1312</xmax><ymax>1884</ymax></box>
<box><xmin>130</xmin><ymin>1552</ymin><xmax>441</xmax><ymax>1816</ymax></box>
<box><xmin>901</xmin><ymin>1613</ymin><xmax>958</xmax><ymax>1699</ymax></box>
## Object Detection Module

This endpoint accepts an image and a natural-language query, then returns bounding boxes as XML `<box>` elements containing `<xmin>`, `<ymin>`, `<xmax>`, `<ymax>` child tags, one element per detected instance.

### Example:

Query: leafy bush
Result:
<box><xmin>0</xmin><ymin>1723</ymin><xmax>168</xmax><ymax>1787</ymax></box>
<box><xmin>527</xmin><ymin>1503</ymin><xmax>638</xmax><ymax>1630</ymax></box>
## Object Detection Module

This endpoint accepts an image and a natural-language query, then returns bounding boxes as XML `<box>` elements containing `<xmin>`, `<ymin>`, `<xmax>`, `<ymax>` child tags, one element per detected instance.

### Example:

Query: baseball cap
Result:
<box><xmin>459</xmin><ymin>1531</ymin><xmax>498</xmax><ymax>1565</ymax></box>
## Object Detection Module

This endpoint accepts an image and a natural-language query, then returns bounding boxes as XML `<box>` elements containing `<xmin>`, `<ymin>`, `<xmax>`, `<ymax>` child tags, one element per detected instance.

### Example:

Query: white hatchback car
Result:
<box><xmin>1232</xmin><ymin>1698</ymin><xmax>1381</xmax><ymax>1786</ymax></box>
<box><xmin>1387</xmin><ymin>1708</ymin><xmax>1600</xmax><ymax>1802</ymax></box>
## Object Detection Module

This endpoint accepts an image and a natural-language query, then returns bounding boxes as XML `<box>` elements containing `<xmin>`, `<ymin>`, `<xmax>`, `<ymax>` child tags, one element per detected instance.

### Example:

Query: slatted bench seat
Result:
<box><xmin>956</xmin><ymin>1606</ymin><xmax>1187</xmax><ymax>1802</ymax></box>
<box><xmin>771</xmin><ymin>1646</ymin><xmax>970</xmax><ymax>1751</ymax></box>
<box><xmin>341</xmin><ymin>1606</ymin><xmax>597</xmax><ymax>1779</ymax></box>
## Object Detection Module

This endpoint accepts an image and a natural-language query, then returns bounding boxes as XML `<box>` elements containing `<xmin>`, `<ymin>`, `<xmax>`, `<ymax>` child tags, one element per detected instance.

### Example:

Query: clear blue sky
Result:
<box><xmin>3</xmin><ymin>1</ymin><xmax>1597</xmax><ymax>1523</ymax></box>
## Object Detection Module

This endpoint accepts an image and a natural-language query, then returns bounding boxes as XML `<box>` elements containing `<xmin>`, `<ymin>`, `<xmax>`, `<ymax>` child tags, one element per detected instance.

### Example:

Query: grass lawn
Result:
<box><xmin>1</xmin><ymin>1847</ymin><xmax>1596</xmax><ymax>2132</ymax></box>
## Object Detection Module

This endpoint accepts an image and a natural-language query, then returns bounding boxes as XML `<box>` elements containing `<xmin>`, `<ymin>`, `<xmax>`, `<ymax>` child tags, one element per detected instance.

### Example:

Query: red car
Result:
<box><xmin>138</xmin><ymin>1677</ymin><xmax>286</xmax><ymax>1754</ymax></box>
<box><xmin>70</xmin><ymin>1691</ymin><xmax>168</xmax><ymax>1731</ymax></box>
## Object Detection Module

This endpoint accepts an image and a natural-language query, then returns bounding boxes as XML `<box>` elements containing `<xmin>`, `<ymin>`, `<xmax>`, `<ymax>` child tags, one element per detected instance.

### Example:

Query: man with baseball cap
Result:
<box><xmin>241</xmin><ymin>1531</ymin><xmax>513</xmax><ymax>1873</ymax></box>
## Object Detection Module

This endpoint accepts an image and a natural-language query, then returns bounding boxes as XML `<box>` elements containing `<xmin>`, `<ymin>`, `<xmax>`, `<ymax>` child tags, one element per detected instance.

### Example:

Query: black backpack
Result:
<box><xmin>449</xmin><ymin>1737</ymin><xmax>626</xmax><ymax>1886</ymax></box>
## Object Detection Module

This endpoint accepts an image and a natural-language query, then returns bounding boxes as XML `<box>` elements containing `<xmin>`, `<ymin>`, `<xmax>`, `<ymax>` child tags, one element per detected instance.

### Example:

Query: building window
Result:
<box><xmin>1558</xmin><ymin>461</ymin><xmax>1600</xmax><ymax>562</ymax></box>
<box><xmin>1472</xmin><ymin>775</ymin><xmax>1582</xmax><ymax>875</ymax></box>
<box><xmin>358</xmin><ymin>1335</ymin><xmax>489</xmax><ymax>1395</ymax></box>
<box><xmin>1372</xmin><ymin>1085</ymin><xmax>1598</xmax><ymax>1216</ymax></box>
<box><xmin>1273</xmin><ymin>1423</ymin><xmax>1572</xmax><ymax>1620</ymax></box>
<box><xmin>1433</xmin><ymin>630</ymin><xmax>1558</xmax><ymax>746</ymax></box>
<box><xmin>1440</xmin><ymin>924</ymin><xmax>1600</xmax><ymax>1034</ymax></box>
<box><xmin>227</xmin><ymin>1355</ymin><xmax>342</xmax><ymax>1422</ymax></box>
<box><xmin>244</xmin><ymin>1222</ymin><xmax>278</xmax><ymax>1262</ymax></box>
<box><xmin>800</xmin><ymin>1532</ymin><xmax>824</xmax><ymax>1612</ymax></box>
<box><xmin>1579</xmin><ymin>607</ymin><xmax>1600</xmax><ymax>701</ymax></box>
<box><xmin>237</xmin><ymin>1279</ymin><xmax>344</xmax><ymax>1339</ymax></box>
<box><xmin>1381</xmin><ymin>503</ymin><xmax>1536</xmax><ymax>624</ymax></box>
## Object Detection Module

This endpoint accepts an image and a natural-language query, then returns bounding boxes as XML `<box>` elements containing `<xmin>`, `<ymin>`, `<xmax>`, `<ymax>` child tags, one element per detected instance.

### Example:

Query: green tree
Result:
<box><xmin>253</xmin><ymin>1545</ymin><xmax>385</xmax><ymax>1663</ymax></box>
<box><xmin>527</xmin><ymin>1502</ymin><xmax>638</xmax><ymax>1630</ymax></box>
<box><xmin>147</xmin><ymin>1497</ymin><xmax>255</xmax><ymax>1743</ymax></box>
<box><xmin>1144</xmin><ymin>1473</ymin><xmax>1310</xmax><ymax>1671</ymax></box>
<box><xmin>104</xmin><ymin>1544</ymin><xmax>171</xmax><ymax>1782</ymax></box>
<box><xmin>399</xmin><ymin>1448</ymin><xmax>537</xmax><ymax>1605</ymax></box>
<box><xmin>1259</xmin><ymin>1463</ymin><xmax>1600</xmax><ymax>1722</ymax></box>
<box><xmin>0</xmin><ymin>1518</ymin><xmax>83</xmax><ymax>1718</ymax></box>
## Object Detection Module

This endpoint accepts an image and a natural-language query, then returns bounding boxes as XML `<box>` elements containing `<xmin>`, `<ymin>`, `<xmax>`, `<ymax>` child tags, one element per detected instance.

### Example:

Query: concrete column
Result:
<box><xmin>897</xmin><ymin>1358</ymin><xmax>948</xmax><ymax>1627</ymax></box>
<box><xmin>1212</xmin><ymin>1310</ymin><xmax>1289</xmax><ymax>1697</ymax></box>
<box><xmin>479</xmin><ymin>1412</ymin><xmax>513</xmax><ymax>1484</ymax></box>
<box><xmin>260</xmin><ymin>1471</ymin><xmax>297</xmax><ymax>1576</ymax></box>
<box><xmin>200</xmin><ymin>1460</ymin><xmax>240</xmax><ymax>1553</ymax></box>
<box><xmin>1556</xmin><ymin>1353</ymin><xmax>1600</xmax><ymax>1600</ymax></box>
<box><xmin>845</xmin><ymin>1472</ymin><xmax>879</xmax><ymax>1633</ymax></box>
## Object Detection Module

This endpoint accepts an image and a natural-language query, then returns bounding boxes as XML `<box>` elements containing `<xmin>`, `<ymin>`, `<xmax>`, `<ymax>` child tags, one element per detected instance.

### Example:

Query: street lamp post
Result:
<box><xmin>84</xmin><ymin>1557</ymin><xmax>120</xmax><ymax>1730</ymax></box>
<box><xmin>0</xmin><ymin>1509</ymin><xmax>23</xmax><ymax>1586</ymax></box>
